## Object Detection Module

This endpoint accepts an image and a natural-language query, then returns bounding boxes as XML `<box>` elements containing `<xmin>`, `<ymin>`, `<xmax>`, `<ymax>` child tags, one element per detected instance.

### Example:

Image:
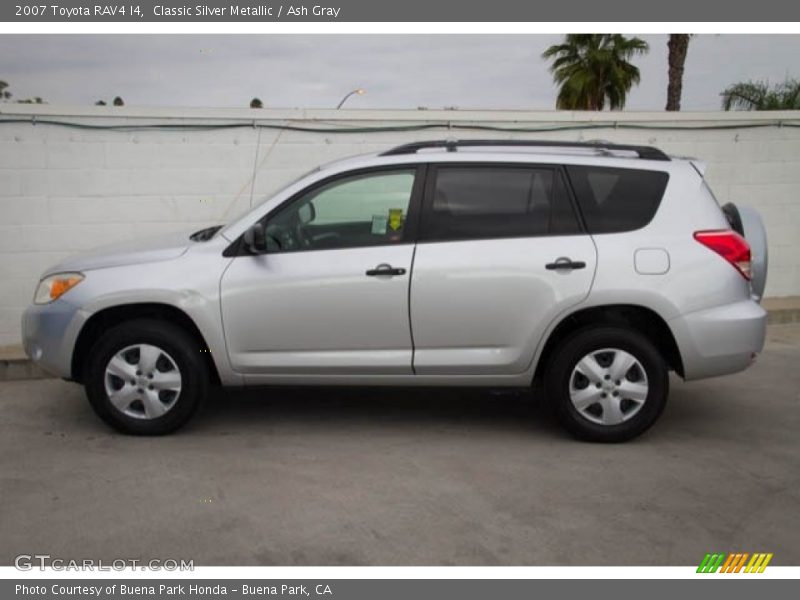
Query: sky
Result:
<box><xmin>0</xmin><ymin>34</ymin><xmax>798</xmax><ymax>111</ymax></box>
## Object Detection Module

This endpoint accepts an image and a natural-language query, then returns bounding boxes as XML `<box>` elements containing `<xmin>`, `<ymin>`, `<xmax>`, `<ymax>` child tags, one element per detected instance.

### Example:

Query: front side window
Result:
<box><xmin>422</xmin><ymin>166</ymin><xmax>581</xmax><ymax>241</ymax></box>
<box><xmin>265</xmin><ymin>169</ymin><xmax>417</xmax><ymax>252</ymax></box>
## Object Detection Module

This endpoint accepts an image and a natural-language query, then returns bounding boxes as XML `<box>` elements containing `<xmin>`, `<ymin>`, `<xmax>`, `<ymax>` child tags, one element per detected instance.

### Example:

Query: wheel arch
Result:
<box><xmin>71</xmin><ymin>303</ymin><xmax>221</xmax><ymax>385</ymax></box>
<box><xmin>534</xmin><ymin>304</ymin><xmax>684</xmax><ymax>382</ymax></box>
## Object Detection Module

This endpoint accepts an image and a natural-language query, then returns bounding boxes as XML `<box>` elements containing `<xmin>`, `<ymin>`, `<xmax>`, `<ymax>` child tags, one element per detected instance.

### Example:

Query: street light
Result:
<box><xmin>336</xmin><ymin>88</ymin><xmax>366</xmax><ymax>109</ymax></box>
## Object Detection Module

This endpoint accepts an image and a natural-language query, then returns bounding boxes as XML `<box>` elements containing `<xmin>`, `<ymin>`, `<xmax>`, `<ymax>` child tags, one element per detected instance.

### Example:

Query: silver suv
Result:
<box><xmin>22</xmin><ymin>139</ymin><xmax>768</xmax><ymax>441</ymax></box>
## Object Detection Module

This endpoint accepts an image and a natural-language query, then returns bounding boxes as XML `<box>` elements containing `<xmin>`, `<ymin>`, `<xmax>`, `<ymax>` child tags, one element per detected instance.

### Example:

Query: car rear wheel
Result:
<box><xmin>84</xmin><ymin>319</ymin><xmax>208</xmax><ymax>435</ymax></box>
<box><xmin>544</xmin><ymin>326</ymin><xmax>668</xmax><ymax>442</ymax></box>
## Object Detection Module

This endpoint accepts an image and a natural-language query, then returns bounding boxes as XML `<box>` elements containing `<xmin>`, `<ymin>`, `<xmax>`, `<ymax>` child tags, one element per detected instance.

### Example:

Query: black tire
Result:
<box><xmin>84</xmin><ymin>319</ymin><xmax>208</xmax><ymax>435</ymax></box>
<box><xmin>544</xmin><ymin>326</ymin><xmax>668</xmax><ymax>443</ymax></box>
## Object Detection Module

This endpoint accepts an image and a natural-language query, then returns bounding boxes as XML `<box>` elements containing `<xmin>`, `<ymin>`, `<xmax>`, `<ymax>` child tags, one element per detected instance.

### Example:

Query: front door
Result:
<box><xmin>221</xmin><ymin>166</ymin><xmax>424</xmax><ymax>376</ymax></box>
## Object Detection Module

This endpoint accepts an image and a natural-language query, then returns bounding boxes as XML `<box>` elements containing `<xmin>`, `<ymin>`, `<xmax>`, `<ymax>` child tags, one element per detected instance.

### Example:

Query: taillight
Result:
<box><xmin>693</xmin><ymin>230</ymin><xmax>752</xmax><ymax>280</ymax></box>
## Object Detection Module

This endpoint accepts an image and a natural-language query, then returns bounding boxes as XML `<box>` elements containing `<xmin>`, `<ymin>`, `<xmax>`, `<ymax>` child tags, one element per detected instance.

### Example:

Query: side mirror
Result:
<box><xmin>297</xmin><ymin>202</ymin><xmax>316</xmax><ymax>225</ymax></box>
<box><xmin>243</xmin><ymin>222</ymin><xmax>267</xmax><ymax>254</ymax></box>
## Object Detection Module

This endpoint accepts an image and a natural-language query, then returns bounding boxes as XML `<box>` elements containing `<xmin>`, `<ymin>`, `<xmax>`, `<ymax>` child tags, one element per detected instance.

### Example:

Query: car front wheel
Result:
<box><xmin>84</xmin><ymin>319</ymin><xmax>208</xmax><ymax>435</ymax></box>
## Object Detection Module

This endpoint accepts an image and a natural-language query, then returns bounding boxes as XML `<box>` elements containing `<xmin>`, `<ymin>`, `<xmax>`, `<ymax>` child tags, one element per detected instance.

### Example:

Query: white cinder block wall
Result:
<box><xmin>1</xmin><ymin>105</ymin><xmax>799</xmax><ymax>346</ymax></box>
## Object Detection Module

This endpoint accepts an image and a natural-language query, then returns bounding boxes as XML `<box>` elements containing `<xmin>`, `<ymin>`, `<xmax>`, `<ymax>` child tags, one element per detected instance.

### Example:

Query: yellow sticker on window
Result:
<box><xmin>388</xmin><ymin>209</ymin><xmax>404</xmax><ymax>232</ymax></box>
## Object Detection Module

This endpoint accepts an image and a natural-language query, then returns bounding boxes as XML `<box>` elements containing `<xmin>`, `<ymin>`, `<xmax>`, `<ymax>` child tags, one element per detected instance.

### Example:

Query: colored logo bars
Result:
<box><xmin>697</xmin><ymin>553</ymin><xmax>773</xmax><ymax>573</ymax></box>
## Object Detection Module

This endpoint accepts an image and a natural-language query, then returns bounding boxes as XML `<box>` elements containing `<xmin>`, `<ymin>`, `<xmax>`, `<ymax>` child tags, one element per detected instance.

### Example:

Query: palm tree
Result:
<box><xmin>721</xmin><ymin>79</ymin><xmax>800</xmax><ymax>110</ymax></box>
<box><xmin>666</xmin><ymin>34</ymin><xmax>691</xmax><ymax>111</ymax></box>
<box><xmin>542</xmin><ymin>34</ymin><xmax>649</xmax><ymax>110</ymax></box>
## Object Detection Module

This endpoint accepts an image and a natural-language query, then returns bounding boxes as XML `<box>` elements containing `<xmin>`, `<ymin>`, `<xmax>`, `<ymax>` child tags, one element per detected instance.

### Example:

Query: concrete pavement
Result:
<box><xmin>1</xmin><ymin>325</ymin><xmax>798</xmax><ymax>566</ymax></box>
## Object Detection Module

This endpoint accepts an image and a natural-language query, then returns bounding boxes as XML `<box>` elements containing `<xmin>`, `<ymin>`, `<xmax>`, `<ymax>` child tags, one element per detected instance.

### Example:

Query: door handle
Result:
<box><xmin>366</xmin><ymin>263</ymin><xmax>407</xmax><ymax>277</ymax></box>
<box><xmin>545</xmin><ymin>257</ymin><xmax>586</xmax><ymax>271</ymax></box>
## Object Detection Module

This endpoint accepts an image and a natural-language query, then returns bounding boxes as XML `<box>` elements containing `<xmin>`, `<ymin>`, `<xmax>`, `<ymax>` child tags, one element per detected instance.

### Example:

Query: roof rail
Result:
<box><xmin>380</xmin><ymin>139</ymin><xmax>671</xmax><ymax>161</ymax></box>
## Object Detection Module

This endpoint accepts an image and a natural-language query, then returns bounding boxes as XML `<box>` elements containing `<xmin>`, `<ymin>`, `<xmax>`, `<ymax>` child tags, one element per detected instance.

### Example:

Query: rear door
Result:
<box><xmin>409</xmin><ymin>163</ymin><xmax>597</xmax><ymax>375</ymax></box>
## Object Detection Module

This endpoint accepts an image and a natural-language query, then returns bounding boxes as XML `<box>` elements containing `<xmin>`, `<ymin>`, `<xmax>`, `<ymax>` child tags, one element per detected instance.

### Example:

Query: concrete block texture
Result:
<box><xmin>0</xmin><ymin>104</ymin><xmax>799</xmax><ymax>345</ymax></box>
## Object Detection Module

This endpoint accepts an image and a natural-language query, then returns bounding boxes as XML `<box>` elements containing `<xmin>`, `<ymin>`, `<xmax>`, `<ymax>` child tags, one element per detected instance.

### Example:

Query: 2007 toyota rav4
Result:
<box><xmin>23</xmin><ymin>139</ymin><xmax>768</xmax><ymax>441</ymax></box>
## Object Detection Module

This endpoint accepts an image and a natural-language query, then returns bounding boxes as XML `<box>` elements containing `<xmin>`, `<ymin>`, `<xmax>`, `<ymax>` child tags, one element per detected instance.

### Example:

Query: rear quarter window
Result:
<box><xmin>565</xmin><ymin>166</ymin><xmax>669</xmax><ymax>234</ymax></box>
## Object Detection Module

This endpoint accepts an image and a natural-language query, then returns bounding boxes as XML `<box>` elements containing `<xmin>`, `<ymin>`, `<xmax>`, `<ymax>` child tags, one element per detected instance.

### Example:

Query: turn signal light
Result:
<box><xmin>33</xmin><ymin>273</ymin><xmax>85</xmax><ymax>304</ymax></box>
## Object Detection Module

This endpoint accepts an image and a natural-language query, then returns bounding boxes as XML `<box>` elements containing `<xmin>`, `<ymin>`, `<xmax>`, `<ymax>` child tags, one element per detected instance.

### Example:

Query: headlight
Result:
<box><xmin>34</xmin><ymin>273</ymin><xmax>84</xmax><ymax>305</ymax></box>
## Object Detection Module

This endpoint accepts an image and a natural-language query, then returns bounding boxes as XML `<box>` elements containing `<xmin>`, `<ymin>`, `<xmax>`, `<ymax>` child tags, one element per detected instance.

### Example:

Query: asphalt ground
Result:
<box><xmin>1</xmin><ymin>324</ymin><xmax>798</xmax><ymax>566</ymax></box>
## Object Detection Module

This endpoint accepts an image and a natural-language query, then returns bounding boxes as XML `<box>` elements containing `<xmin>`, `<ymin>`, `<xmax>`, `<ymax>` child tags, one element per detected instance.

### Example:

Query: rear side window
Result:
<box><xmin>422</xmin><ymin>166</ymin><xmax>581</xmax><ymax>241</ymax></box>
<box><xmin>566</xmin><ymin>166</ymin><xmax>669</xmax><ymax>234</ymax></box>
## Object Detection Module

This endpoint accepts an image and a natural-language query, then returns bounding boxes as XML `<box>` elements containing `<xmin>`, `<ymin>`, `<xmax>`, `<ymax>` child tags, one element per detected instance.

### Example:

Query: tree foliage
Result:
<box><xmin>0</xmin><ymin>80</ymin><xmax>45</xmax><ymax>104</ymax></box>
<box><xmin>542</xmin><ymin>34</ymin><xmax>649</xmax><ymax>110</ymax></box>
<box><xmin>720</xmin><ymin>79</ymin><xmax>800</xmax><ymax>111</ymax></box>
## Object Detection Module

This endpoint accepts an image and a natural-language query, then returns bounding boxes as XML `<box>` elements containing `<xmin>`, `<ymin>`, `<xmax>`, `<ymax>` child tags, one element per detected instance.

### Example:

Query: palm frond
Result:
<box><xmin>721</xmin><ymin>81</ymin><xmax>771</xmax><ymax>110</ymax></box>
<box><xmin>542</xmin><ymin>34</ymin><xmax>649</xmax><ymax>110</ymax></box>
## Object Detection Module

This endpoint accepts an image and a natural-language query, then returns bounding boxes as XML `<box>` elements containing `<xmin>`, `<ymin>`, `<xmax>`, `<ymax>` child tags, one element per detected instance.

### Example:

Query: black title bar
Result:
<box><xmin>4</xmin><ymin>0</ymin><xmax>800</xmax><ymax>22</ymax></box>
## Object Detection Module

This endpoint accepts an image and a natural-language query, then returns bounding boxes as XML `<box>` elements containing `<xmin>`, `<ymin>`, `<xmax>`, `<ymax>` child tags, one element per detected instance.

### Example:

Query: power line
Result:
<box><xmin>1</xmin><ymin>116</ymin><xmax>798</xmax><ymax>135</ymax></box>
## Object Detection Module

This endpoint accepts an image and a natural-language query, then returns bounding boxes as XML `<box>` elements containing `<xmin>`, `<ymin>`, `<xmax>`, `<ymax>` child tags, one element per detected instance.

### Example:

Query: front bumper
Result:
<box><xmin>669</xmin><ymin>299</ymin><xmax>767</xmax><ymax>381</ymax></box>
<box><xmin>22</xmin><ymin>300</ymin><xmax>87</xmax><ymax>380</ymax></box>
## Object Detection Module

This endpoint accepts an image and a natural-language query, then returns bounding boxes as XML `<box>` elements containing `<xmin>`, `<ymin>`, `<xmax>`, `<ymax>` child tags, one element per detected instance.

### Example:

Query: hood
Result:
<box><xmin>44</xmin><ymin>229</ymin><xmax>198</xmax><ymax>275</ymax></box>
